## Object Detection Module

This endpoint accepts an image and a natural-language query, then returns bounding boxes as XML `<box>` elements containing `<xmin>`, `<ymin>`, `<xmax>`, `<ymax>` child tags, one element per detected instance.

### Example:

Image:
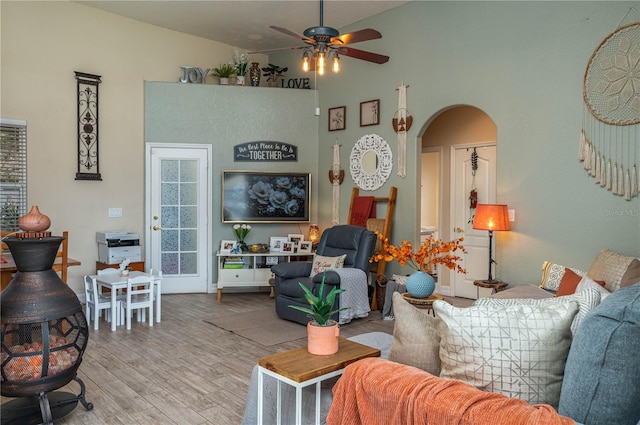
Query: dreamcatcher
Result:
<box><xmin>468</xmin><ymin>148</ymin><xmax>478</xmax><ymax>224</ymax></box>
<box><xmin>579</xmin><ymin>13</ymin><xmax>640</xmax><ymax>201</ymax></box>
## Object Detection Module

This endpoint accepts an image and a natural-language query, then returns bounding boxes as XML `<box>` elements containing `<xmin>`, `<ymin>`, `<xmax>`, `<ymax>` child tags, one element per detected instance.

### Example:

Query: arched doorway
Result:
<box><xmin>420</xmin><ymin>105</ymin><xmax>497</xmax><ymax>298</ymax></box>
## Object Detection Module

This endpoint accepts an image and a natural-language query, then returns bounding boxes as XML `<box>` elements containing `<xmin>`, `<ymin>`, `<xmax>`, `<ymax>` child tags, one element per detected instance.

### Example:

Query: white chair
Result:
<box><xmin>149</xmin><ymin>269</ymin><xmax>163</xmax><ymax>323</ymax></box>
<box><xmin>84</xmin><ymin>275</ymin><xmax>122</xmax><ymax>330</ymax></box>
<box><xmin>121</xmin><ymin>274</ymin><xmax>154</xmax><ymax>330</ymax></box>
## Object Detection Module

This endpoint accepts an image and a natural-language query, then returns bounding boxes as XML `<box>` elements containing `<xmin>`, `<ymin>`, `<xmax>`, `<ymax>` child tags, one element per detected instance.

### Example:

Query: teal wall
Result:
<box><xmin>270</xmin><ymin>1</ymin><xmax>640</xmax><ymax>284</ymax></box>
<box><xmin>144</xmin><ymin>82</ymin><xmax>320</xmax><ymax>267</ymax></box>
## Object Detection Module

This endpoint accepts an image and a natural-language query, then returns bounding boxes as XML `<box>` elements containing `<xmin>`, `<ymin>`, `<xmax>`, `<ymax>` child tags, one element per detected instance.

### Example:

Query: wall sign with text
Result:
<box><xmin>234</xmin><ymin>141</ymin><xmax>298</xmax><ymax>162</ymax></box>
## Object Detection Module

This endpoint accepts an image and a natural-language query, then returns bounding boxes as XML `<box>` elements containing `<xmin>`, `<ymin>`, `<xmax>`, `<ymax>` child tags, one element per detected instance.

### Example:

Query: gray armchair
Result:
<box><xmin>271</xmin><ymin>225</ymin><xmax>376</xmax><ymax>325</ymax></box>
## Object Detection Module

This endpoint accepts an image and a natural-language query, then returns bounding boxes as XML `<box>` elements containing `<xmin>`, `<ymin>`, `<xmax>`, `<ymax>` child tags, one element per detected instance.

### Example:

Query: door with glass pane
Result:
<box><xmin>146</xmin><ymin>145</ymin><xmax>211</xmax><ymax>293</ymax></box>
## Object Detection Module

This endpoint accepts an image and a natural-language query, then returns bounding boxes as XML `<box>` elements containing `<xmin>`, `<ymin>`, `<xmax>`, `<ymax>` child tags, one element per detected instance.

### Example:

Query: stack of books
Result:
<box><xmin>223</xmin><ymin>257</ymin><xmax>244</xmax><ymax>269</ymax></box>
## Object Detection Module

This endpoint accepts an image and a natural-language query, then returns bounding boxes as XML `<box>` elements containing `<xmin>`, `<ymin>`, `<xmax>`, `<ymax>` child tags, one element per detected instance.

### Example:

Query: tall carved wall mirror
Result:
<box><xmin>349</xmin><ymin>134</ymin><xmax>392</xmax><ymax>191</ymax></box>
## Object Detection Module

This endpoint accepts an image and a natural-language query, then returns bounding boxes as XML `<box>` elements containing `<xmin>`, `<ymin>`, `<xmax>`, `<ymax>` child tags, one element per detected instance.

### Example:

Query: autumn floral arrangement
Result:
<box><xmin>371</xmin><ymin>232</ymin><xmax>467</xmax><ymax>275</ymax></box>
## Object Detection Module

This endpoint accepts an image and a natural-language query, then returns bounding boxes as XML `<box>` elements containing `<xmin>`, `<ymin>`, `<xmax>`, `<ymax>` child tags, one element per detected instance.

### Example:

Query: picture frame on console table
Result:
<box><xmin>270</xmin><ymin>236</ymin><xmax>288</xmax><ymax>252</ymax></box>
<box><xmin>281</xmin><ymin>241</ymin><xmax>295</xmax><ymax>254</ymax></box>
<box><xmin>220</xmin><ymin>240</ymin><xmax>237</xmax><ymax>254</ymax></box>
<box><xmin>287</xmin><ymin>234</ymin><xmax>304</xmax><ymax>247</ymax></box>
<box><xmin>222</xmin><ymin>171</ymin><xmax>310</xmax><ymax>223</ymax></box>
<box><xmin>297</xmin><ymin>241</ymin><xmax>312</xmax><ymax>254</ymax></box>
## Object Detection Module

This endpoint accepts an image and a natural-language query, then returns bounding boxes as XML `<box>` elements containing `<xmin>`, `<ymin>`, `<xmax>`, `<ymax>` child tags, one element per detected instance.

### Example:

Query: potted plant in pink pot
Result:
<box><xmin>288</xmin><ymin>273</ymin><xmax>349</xmax><ymax>355</ymax></box>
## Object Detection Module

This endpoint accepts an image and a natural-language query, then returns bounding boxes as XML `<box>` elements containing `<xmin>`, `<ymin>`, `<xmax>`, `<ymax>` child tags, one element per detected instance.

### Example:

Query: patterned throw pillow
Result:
<box><xmin>576</xmin><ymin>275</ymin><xmax>611</xmax><ymax>301</ymax></box>
<box><xmin>434</xmin><ymin>300</ymin><xmax>579</xmax><ymax>408</ymax></box>
<box><xmin>587</xmin><ymin>248</ymin><xmax>639</xmax><ymax>292</ymax></box>
<box><xmin>388</xmin><ymin>292</ymin><xmax>441</xmax><ymax>375</ymax></box>
<box><xmin>620</xmin><ymin>259</ymin><xmax>640</xmax><ymax>288</ymax></box>
<box><xmin>474</xmin><ymin>287</ymin><xmax>601</xmax><ymax>335</ymax></box>
<box><xmin>309</xmin><ymin>254</ymin><xmax>346</xmax><ymax>277</ymax></box>
<box><xmin>540</xmin><ymin>261</ymin><xmax>585</xmax><ymax>291</ymax></box>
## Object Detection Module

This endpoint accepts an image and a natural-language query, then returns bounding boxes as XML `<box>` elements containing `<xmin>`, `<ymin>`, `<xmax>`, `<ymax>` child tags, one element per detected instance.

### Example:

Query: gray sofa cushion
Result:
<box><xmin>558</xmin><ymin>282</ymin><xmax>640</xmax><ymax>425</ymax></box>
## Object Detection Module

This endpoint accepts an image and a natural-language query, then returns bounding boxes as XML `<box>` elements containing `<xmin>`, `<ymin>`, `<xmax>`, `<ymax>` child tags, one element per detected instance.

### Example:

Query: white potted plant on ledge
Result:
<box><xmin>288</xmin><ymin>273</ymin><xmax>349</xmax><ymax>355</ymax></box>
<box><xmin>234</xmin><ymin>50</ymin><xmax>249</xmax><ymax>86</ymax></box>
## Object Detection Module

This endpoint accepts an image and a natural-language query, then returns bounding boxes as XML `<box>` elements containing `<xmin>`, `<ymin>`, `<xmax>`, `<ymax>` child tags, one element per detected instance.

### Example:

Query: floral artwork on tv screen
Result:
<box><xmin>222</xmin><ymin>171</ymin><xmax>311</xmax><ymax>223</ymax></box>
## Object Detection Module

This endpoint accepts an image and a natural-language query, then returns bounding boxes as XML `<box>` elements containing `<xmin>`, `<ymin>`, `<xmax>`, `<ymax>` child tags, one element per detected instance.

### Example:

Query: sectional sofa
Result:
<box><xmin>243</xmin><ymin>248</ymin><xmax>640</xmax><ymax>424</ymax></box>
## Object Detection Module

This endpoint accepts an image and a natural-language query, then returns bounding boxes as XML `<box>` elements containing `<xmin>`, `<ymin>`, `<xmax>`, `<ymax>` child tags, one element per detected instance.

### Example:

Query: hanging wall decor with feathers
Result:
<box><xmin>580</xmin><ymin>19</ymin><xmax>640</xmax><ymax>201</ymax></box>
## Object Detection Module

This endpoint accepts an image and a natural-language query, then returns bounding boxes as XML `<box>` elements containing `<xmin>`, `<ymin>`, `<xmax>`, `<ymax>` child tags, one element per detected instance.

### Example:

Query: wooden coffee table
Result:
<box><xmin>257</xmin><ymin>338</ymin><xmax>380</xmax><ymax>425</ymax></box>
<box><xmin>402</xmin><ymin>292</ymin><xmax>444</xmax><ymax>316</ymax></box>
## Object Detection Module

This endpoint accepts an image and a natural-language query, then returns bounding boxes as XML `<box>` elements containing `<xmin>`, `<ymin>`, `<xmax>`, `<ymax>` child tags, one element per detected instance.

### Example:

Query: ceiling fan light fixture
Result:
<box><xmin>317</xmin><ymin>48</ymin><xmax>326</xmax><ymax>75</ymax></box>
<box><xmin>302</xmin><ymin>50</ymin><xmax>311</xmax><ymax>72</ymax></box>
<box><xmin>332</xmin><ymin>51</ymin><xmax>340</xmax><ymax>73</ymax></box>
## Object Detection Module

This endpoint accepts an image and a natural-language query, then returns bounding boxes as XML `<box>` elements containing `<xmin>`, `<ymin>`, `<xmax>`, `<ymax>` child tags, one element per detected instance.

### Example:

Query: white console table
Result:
<box><xmin>216</xmin><ymin>251</ymin><xmax>312</xmax><ymax>302</ymax></box>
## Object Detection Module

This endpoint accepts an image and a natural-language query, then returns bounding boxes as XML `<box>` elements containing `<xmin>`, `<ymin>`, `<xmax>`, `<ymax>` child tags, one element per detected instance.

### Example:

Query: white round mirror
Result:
<box><xmin>349</xmin><ymin>134</ymin><xmax>392</xmax><ymax>191</ymax></box>
<box><xmin>361</xmin><ymin>150</ymin><xmax>378</xmax><ymax>175</ymax></box>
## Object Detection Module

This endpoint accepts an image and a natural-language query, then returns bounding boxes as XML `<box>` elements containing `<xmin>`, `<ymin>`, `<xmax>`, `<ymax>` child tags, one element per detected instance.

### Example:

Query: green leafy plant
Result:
<box><xmin>288</xmin><ymin>273</ymin><xmax>348</xmax><ymax>326</ymax></box>
<box><xmin>261</xmin><ymin>63</ymin><xmax>288</xmax><ymax>82</ymax></box>
<box><xmin>213</xmin><ymin>63</ymin><xmax>235</xmax><ymax>78</ymax></box>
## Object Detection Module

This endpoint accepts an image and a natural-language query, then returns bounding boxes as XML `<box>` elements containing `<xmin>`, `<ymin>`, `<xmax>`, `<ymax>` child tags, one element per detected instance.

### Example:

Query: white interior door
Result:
<box><xmin>451</xmin><ymin>144</ymin><xmax>496</xmax><ymax>299</ymax></box>
<box><xmin>145</xmin><ymin>144</ymin><xmax>211</xmax><ymax>293</ymax></box>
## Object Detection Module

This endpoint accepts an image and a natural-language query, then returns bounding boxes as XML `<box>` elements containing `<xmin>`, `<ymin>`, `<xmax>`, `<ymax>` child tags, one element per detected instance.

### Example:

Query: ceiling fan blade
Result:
<box><xmin>249</xmin><ymin>45</ymin><xmax>304</xmax><ymax>54</ymax></box>
<box><xmin>270</xmin><ymin>25</ymin><xmax>315</xmax><ymax>44</ymax></box>
<box><xmin>331</xmin><ymin>28</ymin><xmax>382</xmax><ymax>46</ymax></box>
<box><xmin>337</xmin><ymin>46</ymin><xmax>389</xmax><ymax>64</ymax></box>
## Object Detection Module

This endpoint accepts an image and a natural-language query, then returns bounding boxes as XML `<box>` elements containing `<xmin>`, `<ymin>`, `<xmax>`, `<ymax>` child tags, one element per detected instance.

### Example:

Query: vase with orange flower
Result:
<box><xmin>371</xmin><ymin>234</ymin><xmax>467</xmax><ymax>298</ymax></box>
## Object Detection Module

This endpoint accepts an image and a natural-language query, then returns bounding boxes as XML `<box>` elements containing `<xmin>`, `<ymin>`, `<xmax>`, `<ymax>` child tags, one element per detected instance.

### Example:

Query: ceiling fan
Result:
<box><xmin>249</xmin><ymin>0</ymin><xmax>389</xmax><ymax>74</ymax></box>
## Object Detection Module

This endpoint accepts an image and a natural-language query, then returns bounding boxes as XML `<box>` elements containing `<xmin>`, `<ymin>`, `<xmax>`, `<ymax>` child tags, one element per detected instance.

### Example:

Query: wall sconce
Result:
<box><xmin>472</xmin><ymin>204</ymin><xmax>510</xmax><ymax>283</ymax></box>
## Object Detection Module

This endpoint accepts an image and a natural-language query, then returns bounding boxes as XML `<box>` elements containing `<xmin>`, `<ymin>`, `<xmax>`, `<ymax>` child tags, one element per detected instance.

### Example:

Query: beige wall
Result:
<box><xmin>422</xmin><ymin>106</ymin><xmax>497</xmax><ymax>241</ymax></box>
<box><xmin>1</xmin><ymin>1</ymin><xmax>266</xmax><ymax>294</ymax></box>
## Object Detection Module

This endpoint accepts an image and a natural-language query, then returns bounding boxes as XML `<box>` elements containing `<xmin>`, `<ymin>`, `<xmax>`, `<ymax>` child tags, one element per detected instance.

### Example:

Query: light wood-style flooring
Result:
<box><xmin>1</xmin><ymin>291</ymin><xmax>397</xmax><ymax>425</ymax></box>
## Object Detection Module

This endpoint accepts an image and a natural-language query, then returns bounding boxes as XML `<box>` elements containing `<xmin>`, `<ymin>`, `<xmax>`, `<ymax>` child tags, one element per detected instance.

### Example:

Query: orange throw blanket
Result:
<box><xmin>327</xmin><ymin>358</ymin><xmax>576</xmax><ymax>425</ymax></box>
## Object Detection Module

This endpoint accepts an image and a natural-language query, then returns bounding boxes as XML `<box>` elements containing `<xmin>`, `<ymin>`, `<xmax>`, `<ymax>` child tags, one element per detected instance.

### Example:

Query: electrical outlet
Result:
<box><xmin>508</xmin><ymin>209</ymin><xmax>515</xmax><ymax>222</ymax></box>
<box><xmin>109</xmin><ymin>208</ymin><xmax>122</xmax><ymax>218</ymax></box>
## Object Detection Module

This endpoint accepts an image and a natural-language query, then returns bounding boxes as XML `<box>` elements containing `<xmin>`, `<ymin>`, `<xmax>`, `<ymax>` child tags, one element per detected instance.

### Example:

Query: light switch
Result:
<box><xmin>508</xmin><ymin>209</ymin><xmax>515</xmax><ymax>222</ymax></box>
<box><xmin>109</xmin><ymin>208</ymin><xmax>122</xmax><ymax>218</ymax></box>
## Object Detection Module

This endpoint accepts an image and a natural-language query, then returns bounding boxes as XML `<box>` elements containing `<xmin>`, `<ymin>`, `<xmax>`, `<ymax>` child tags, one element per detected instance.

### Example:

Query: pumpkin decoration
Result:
<box><xmin>18</xmin><ymin>205</ymin><xmax>51</xmax><ymax>232</ymax></box>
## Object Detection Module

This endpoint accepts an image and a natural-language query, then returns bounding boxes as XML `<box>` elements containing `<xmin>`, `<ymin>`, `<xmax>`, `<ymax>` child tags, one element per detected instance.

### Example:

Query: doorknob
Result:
<box><xmin>153</xmin><ymin>215</ymin><xmax>159</xmax><ymax>220</ymax></box>
<box><xmin>453</xmin><ymin>227</ymin><xmax>464</xmax><ymax>233</ymax></box>
<box><xmin>152</xmin><ymin>225</ymin><xmax>162</xmax><ymax>231</ymax></box>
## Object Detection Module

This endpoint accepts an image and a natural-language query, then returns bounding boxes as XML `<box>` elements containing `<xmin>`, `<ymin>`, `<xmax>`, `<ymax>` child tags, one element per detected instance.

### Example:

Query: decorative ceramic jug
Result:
<box><xmin>406</xmin><ymin>271</ymin><xmax>435</xmax><ymax>298</ymax></box>
<box><xmin>17</xmin><ymin>205</ymin><xmax>51</xmax><ymax>232</ymax></box>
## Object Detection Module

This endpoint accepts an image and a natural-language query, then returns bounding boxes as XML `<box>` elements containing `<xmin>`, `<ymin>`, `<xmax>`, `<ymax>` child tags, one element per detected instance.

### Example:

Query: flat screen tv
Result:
<box><xmin>222</xmin><ymin>171</ymin><xmax>311</xmax><ymax>223</ymax></box>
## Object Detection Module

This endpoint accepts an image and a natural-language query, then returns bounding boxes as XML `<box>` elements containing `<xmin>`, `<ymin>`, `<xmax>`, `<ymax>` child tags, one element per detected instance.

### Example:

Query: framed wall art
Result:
<box><xmin>222</xmin><ymin>171</ymin><xmax>311</xmax><ymax>223</ymax></box>
<box><xmin>328</xmin><ymin>106</ymin><xmax>346</xmax><ymax>131</ymax></box>
<box><xmin>360</xmin><ymin>99</ymin><xmax>380</xmax><ymax>127</ymax></box>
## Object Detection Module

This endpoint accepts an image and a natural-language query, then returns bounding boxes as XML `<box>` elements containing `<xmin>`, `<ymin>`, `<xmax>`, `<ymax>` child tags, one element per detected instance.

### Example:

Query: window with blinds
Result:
<box><xmin>0</xmin><ymin>119</ymin><xmax>27</xmax><ymax>232</ymax></box>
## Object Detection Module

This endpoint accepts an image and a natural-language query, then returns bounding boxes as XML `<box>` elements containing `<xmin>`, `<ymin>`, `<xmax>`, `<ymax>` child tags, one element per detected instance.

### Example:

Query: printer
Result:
<box><xmin>96</xmin><ymin>231</ymin><xmax>142</xmax><ymax>264</ymax></box>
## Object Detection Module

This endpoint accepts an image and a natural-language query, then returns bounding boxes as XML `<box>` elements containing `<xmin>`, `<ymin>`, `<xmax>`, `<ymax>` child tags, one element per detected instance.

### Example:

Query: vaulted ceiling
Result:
<box><xmin>76</xmin><ymin>1</ymin><xmax>410</xmax><ymax>52</ymax></box>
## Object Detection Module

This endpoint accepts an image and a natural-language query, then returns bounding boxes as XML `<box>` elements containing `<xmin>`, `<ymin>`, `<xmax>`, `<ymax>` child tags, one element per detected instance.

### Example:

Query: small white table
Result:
<box><xmin>257</xmin><ymin>338</ymin><xmax>380</xmax><ymax>424</ymax></box>
<box><xmin>92</xmin><ymin>271</ymin><xmax>162</xmax><ymax>332</ymax></box>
